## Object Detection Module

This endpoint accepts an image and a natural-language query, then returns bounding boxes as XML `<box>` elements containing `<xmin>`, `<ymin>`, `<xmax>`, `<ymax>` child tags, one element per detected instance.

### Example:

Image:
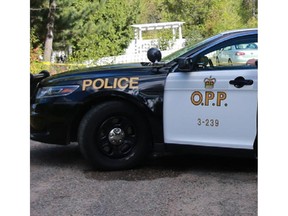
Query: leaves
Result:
<box><xmin>30</xmin><ymin>0</ymin><xmax>258</xmax><ymax>64</ymax></box>
<box><xmin>56</xmin><ymin>0</ymin><xmax>137</xmax><ymax>62</ymax></box>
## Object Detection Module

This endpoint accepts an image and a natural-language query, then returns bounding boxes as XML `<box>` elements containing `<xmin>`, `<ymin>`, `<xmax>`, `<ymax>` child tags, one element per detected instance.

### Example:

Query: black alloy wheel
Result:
<box><xmin>97</xmin><ymin>116</ymin><xmax>136</xmax><ymax>159</ymax></box>
<box><xmin>78</xmin><ymin>101</ymin><xmax>151</xmax><ymax>170</ymax></box>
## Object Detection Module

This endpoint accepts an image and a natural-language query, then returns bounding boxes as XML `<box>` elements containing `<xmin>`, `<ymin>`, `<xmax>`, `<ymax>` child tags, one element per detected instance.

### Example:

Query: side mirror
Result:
<box><xmin>147</xmin><ymin>48</ymin><xmax>162</xmax><ymax>63</ymax></box>
<box><xmin>177</xmin><ymin>57</ymin><xmax>193</xmax><ymax>71</ymax></box>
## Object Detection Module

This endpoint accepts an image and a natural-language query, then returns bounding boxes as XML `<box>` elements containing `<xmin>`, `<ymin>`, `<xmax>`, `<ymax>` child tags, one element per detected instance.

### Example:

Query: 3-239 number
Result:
<box><xmin>197</xmin><ymin>118</ymin><xmax>219</xmax><ymax>127</ymax></box>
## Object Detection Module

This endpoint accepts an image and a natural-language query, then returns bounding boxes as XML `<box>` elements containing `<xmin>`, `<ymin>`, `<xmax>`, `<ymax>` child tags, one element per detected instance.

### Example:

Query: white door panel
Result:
<box><xmin>164</xmin><ymin>69</ymin><xmax>257</xmax><ymax>149</ymax></box>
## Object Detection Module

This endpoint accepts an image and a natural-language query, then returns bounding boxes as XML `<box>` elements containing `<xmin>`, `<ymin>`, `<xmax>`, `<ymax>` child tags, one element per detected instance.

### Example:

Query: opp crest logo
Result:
<box><xmin>190</xmin><ymin>76</ymin><xmax>227</xmax><ymax>107</ymax></box>
<box><xmin>204</xmin><ymin>76</ymin><xmax>216</xmax><ymax>89</ymax></box>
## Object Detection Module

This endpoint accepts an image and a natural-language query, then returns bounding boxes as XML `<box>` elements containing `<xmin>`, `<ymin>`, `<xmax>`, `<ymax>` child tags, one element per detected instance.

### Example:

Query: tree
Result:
<box><xmin>160</xmin><ymin>0</ymin><xmax>214</xmax><ymax>44</ymax></box>
<box><xmin>31</xmin><ymin>0</ymin><xmax>139</xmax><ymax>63</ymax></box>
<box><xmin>43</xmin><ymin>0</ymin><xmax>57</xmax><ymax>62</ymax></box>
<box><xmin>30</xmin><ymin>0</ymin><xmax>48</xmax><ymax>50</ymax></box>
<box><xmin>30</xmin><ymin>0</ymin><xmax>258</xmax><ymax>65</ymax></box>
<box><xmin>136</xmin><ymin>0</ymin><xmax>162</xmax><ymax>24</ymax></box>
<box><xmin>203</xmin><ymin>0</ymin><xmax>244</xmax><ymax>36</ymax></box>
<box><xmin>239</xmin><ymin>0</ymin><xmax>258</xmax><ymax>27</ymax></box>
<box><xmin>53</xmin><ymin>0</ymin><xmax>139</xmax><ymax>62</ymax></box>
<box><xmin>159</xmin><ymin>0</ymin><xmax>257</xmax><ymax>43</ymax></box>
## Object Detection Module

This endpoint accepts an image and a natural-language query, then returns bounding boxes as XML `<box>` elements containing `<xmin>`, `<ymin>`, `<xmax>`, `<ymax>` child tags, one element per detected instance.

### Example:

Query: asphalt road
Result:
<box><xmin>30</xmin><ymin>140</ymin><xmax>257</xmax><ymax>216</ymax></box>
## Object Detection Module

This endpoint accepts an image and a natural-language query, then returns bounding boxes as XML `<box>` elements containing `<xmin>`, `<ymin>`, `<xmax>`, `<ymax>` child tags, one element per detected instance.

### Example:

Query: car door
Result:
<box><xmin>163</xmin><ymin>38</ymin><xmax>258</xmax><ymax>150</ymax></box>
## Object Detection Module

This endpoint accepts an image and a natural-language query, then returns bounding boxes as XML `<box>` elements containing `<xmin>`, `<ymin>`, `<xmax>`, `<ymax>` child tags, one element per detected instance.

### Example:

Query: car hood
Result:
<box><xmin>41</xmin><ymin>63</ymin><xmax>157</xmax><ymax>86</ymax></box>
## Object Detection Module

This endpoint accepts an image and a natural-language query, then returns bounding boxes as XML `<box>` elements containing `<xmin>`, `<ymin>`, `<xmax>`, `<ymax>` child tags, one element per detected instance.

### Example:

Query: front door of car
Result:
<box><xmin>163</xmin><ymin>39</ymin><xmax>258</xmax><ymax>149</ymax></box>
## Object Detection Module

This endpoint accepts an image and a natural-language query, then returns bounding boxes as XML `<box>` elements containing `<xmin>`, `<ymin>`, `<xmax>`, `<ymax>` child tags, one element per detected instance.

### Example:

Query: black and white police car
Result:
<box><xmin>30</xmin><ymin>28</ymin><xmax>258</xmax><ymax>170</ymax></box>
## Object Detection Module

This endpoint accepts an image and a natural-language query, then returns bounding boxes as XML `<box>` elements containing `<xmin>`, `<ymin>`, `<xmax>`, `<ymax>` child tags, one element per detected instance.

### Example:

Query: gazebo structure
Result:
<box><xmin>95</xmin><ymin>22</ymin><xmax>186</xmax><ymax>65</ymax></box>
<box><xmin>131</xmin><ymin>21</ymin><xmax>185</xmax><ymax>41</ymax></box>
<box><xmin>125</xmin><ymin>21</ymin><xmax>186</xmax><ymax>57</ymax></box>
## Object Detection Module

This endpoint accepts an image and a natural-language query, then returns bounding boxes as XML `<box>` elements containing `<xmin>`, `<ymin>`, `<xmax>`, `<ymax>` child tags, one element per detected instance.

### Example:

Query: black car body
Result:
<box><xmin>31</xmin><ymin>29</ymin><xmax>258</xmax><ymax>170</ymax></box>
<box><xmin>31</xmin><ymin>64</ymin><xmax>167</xmax><ymax>144</ymax></box>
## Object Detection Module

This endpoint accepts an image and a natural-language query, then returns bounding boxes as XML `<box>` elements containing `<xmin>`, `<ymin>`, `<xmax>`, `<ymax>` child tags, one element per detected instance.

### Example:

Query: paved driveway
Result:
<box><xmin>31</xmin><ymin>140</ymin><xmax>257</xmax><ymax>216</ymax></box>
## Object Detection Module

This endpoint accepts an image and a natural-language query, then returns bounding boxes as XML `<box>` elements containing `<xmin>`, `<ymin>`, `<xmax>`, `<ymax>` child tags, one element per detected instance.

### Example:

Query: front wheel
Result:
<box><xmin>78</xmin><ymin>101</ymin><xmax>151</xmax><ymax>170</ymax></box>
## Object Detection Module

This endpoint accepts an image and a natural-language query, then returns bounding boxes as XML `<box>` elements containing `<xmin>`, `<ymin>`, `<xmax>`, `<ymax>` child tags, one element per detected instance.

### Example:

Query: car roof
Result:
<box><xmin>221</xmin><ymin>28</ymin><xmax>257</xmax><ymax>34</ymax></box>
<box><xmin>220</xmin><ymin>28</ymin><xmax>257</xmax><ymax>38</ymax></box>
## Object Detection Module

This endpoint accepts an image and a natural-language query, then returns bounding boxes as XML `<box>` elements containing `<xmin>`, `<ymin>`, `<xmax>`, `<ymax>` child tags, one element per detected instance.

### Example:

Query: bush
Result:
<box><xmin>30</xmin><ymin>61</ymin><xmax>86</xmax><ymax>75</ymax></box>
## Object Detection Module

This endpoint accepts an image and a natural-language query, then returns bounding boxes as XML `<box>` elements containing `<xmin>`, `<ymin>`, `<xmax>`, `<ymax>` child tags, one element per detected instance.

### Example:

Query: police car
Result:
<box><xmin>30</xmin><ymin>28</ymin><xmax>258</xmax><ymax>170</ymax></box>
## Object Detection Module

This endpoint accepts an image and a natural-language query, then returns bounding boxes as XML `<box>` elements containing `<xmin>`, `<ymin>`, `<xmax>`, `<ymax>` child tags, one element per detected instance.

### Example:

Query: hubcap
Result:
<box><xmin>108</xmin><ymin>128</ymin><xmax>125</xmax><ymax>145</ymax></box>
<box><xmin>97</xmin><ymin>116</ymin><xmax>136</xmax><ymax>159</ymax></box>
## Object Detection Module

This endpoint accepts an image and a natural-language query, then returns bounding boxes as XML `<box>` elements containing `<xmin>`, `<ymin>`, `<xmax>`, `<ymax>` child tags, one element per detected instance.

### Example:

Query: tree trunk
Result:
<box><xmin>43</xmin><ymin>0</ymin><xmax>56</xmax><ymax>62</ymax></box>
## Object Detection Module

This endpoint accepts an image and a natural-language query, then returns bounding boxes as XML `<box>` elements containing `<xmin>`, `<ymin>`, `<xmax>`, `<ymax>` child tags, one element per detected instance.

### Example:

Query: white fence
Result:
<box><xmin>92</xmin><ymin>38</ymin><xmax>186</xmax><ymax>66</ymax></box>
<box><xmin>53</xmin><ymin>38</ymin><xmax>186</xmax><ymax>66</ymax></box>
<box><xmin>52</xmin><ymin>22</ymin><xmax>186</xmax><ymax>66</ymax></box>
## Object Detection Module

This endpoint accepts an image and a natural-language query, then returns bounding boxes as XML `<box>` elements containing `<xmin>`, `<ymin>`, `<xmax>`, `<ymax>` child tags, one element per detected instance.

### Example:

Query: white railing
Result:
<box><xmin>92</xmin><ymin>38</ymin><xmax>186</xmax><ymax>66</ymax></box>
<box><xmin>53</xmin><ymin>22</ymin><xmax>186</xmax><ymax>65</ymax></box>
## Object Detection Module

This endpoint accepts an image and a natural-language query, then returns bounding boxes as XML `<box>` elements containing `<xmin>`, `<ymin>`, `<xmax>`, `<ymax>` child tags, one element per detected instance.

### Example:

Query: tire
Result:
<box><xmin>254</xmin><ymin>135</ymin><xmax>258</xmax><ymax>159</ymax></box>
<box><xmin>228</xmin><ymin>59</ymin><xmax>233</xmax><ymax>65</ymax></box>
<box><xmin>78</xmin><ymin>101</ymin><xmax>151</xmax><ymax>170</ymax></box>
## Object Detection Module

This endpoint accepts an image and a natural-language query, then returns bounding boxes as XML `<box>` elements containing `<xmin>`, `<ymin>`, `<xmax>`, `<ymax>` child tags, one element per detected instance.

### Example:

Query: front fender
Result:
<box><xmin>69</xmin><ymin>89</ymin><xmax>164</xmax><ymax>144</ymax></box>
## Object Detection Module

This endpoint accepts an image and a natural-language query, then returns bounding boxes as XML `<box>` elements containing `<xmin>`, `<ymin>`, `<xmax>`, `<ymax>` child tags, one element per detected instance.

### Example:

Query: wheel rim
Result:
<box><xmin>96</xmin><ymin>116</ymin><xmax>137</xmax><ymax>159</ymax></box>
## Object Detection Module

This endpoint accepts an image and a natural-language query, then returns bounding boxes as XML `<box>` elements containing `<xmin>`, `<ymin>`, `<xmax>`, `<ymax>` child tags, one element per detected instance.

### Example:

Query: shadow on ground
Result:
<box><xmin>31</xmin><ymin>141</ymin><xmax>257</xmax><ymax>181</ymax></box>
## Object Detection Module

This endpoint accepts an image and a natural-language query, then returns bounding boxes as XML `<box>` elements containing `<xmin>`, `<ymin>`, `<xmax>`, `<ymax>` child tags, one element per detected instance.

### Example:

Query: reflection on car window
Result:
<box><xmin>162</xmin><ymin>34</ymin><xmax>222</xmax><ymax>63</ymax></box>
<box><xmin>196</xmin><ymin>42</ymin><xmax>258</xmax><ymax>69</ymax></box>
<box><xmin>223</xmin><ymin>46</ymin><xmax>232</xmax><ymax>51</ymax></box>
<box><xmin>235</xmin><ymin>43</ymin><xmax>258</xmax><ymax>49</ymax></box>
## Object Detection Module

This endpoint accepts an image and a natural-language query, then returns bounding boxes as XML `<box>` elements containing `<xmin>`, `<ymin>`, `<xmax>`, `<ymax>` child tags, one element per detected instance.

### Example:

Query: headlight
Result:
<box><xmin>36</xmin><ymin>85</ymin><xmax>79</xmax><ymax>99</ymax></box>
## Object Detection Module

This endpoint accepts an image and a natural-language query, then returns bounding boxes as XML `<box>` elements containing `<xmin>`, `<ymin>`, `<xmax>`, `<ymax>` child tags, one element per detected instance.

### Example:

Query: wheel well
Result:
<box><xmin>69</xmin><ymin>95</ymin><xmax>154</xmax><ymax>144</ymax></box>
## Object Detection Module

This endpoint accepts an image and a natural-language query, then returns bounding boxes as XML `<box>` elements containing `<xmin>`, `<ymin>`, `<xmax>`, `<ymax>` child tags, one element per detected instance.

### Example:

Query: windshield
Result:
<box><xmin>162</xmin><ymin>34</ymin><xmax>222</xmax><ymax>63</ymax></box>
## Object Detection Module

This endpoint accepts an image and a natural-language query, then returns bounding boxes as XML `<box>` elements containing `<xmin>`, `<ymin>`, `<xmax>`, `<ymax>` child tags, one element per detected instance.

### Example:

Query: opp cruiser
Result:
<box><xmin>31</xmin><ymin>29</ymin><xmax>258</xmax><ymax>170</ymax></box>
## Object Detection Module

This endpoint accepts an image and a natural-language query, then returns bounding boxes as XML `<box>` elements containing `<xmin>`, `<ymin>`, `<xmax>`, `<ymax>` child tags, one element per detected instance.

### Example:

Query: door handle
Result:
<box><xmin>229</xmin><ymin>76</ymin><xmax>253</xmax><ymax>88</ymax></box>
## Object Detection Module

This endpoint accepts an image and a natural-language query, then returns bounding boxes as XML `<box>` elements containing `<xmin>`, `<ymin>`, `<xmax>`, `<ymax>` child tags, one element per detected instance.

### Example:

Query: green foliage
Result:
<box><xmin>31</xmin><ymin>0</ymin><xmax>139</xmax><ymax>64</ymax></box>
<box><xmin>30</xmin><ymin>0</ymin><xmax>258</xmax><ymax>70</ymax></box>
<box><xmin>136</xmin><ymin>0</ymin><xmax>163</xmax><ymax>23</ymax></box>
<box><xmin>30</xmin><ymin>28</ymin><xmax>44</xmax><ymax>73</ymax></box>
<box><xmin>161</xmin><ymin>0</ymin><xmax>211</xmax><ymax>37</ymax></box>
<box><xmin>54</xmin><ymin>0</ymin><xmax>138</xmax><ymax>63</ymax></box>
<box><xmin>203</xmin><ymin>0</ymin><xmax>244</xmax><ymax>36</ymax></box>
<box><xmin>157</xmin><ymin>29</ymin><xmax>174</xmax><ymax>50</ymax></box>
<box><xmin>160</xmin><ymin>0</ymin><xmax>257</xmax><ymax>40</ymax></box>
<box><xmin>239</xmin><ymin>0</ymin><xmax>258</xmax><ymax>24</ymax></box>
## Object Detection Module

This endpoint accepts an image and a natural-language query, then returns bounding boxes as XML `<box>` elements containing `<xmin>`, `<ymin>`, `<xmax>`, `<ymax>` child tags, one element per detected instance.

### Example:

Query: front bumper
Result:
<box><xmin>30</xmin><ymin>99</ymin><xmax>79</xmax><ymax>145</ymax></box>
<box><xmin>30</xmin><ymin>125</ymin><xmax>69</xmax><ymax>145</ymax></box>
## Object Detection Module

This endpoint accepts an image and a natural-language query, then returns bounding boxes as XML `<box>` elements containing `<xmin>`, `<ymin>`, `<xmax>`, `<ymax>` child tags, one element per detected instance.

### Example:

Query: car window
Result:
<box><xmin>223</xmin><ymin>46</ymin><xmax>232</xmax><ymax>51</ymax></box>
<box><xmin>235</xmin><ymin>43</ymin><xmax>258</xmax><ymax>49</ymax></box>
<box><xmin>162</xmin><ymin>34</ymin><xmax>223</xmax><ymax>63</ymax></box>
<box><xmin>195</xmin><ymin>40</ymin><xmax>258</xmax><ymax>70</ymax></box>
